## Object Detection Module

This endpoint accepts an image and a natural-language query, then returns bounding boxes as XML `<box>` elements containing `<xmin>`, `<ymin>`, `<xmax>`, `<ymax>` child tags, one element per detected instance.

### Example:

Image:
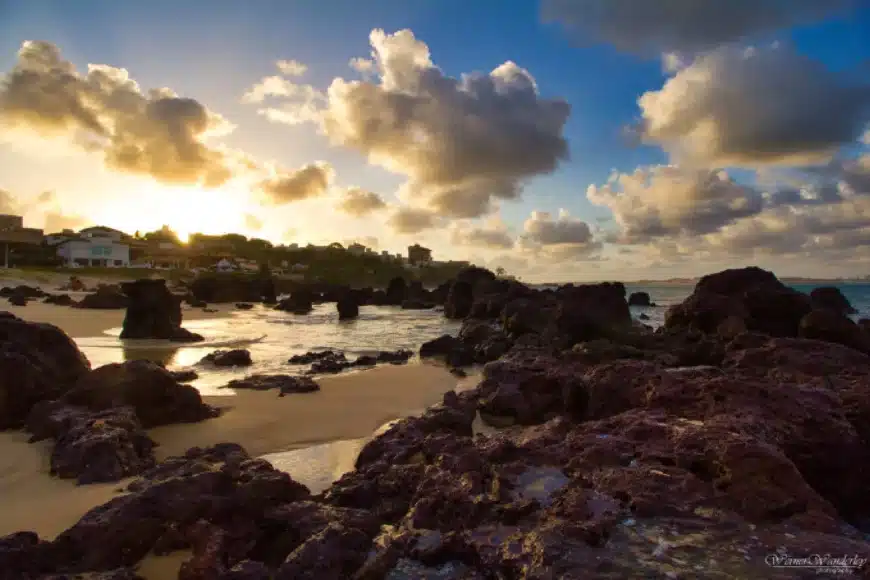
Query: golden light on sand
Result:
<box><xmin>94</xmin><ymin>181</ymin><xmax>254</xmax><ymax>240</ymax></box>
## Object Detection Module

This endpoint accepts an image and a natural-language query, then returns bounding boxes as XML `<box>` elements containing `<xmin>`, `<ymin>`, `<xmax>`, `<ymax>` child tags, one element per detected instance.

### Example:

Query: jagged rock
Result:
<box><xmin>287</xmin><ymin>350</ymin><xmax>343</xmax><ymax>365</ymax></box>
<box><xmin>119</xmin><ymin>279</ymin><xmax>203</xmax><ymax>342</ymax></box>
<box><xmin>810</xmin><ymin>286</ymin><xmax>857</xmax><ymax>316</ymax></box>
<box><xmin>200</xmin><ymin>349</ymin><xmax>253</xmax><ymax>368</ymax></box>
<box><xmin>628</xmin><ymin>291</ymin><xmax>653</xmax><ymax>306</ymax></box>
<box><xmin>419</xmin><ymin>335</ymin><xmax>459</xmax><ymax>358</ymax></box>
<box><xmin>62</xmin><ymin>360</ymin><xmax>218</xmax><ymax>428</ymax></box>
<box><xmin>225</xmin><ymin>374</ymin><xmax>320</xmax><ymax>395</ymax></box>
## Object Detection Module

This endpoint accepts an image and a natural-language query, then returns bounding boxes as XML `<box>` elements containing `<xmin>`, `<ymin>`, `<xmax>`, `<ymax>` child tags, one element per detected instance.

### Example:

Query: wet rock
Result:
<box><xmin>8</xmin><ymin>293</ymin><xmax>27</xmax><ymax>306</ymax></box>
<box><xmin>288</xmin><ymin>350</ymin><xmax>344</xmax><ymax>365</ymax></box>
<box><xmin>799</xmin><ymin>309</ymin><xmax>870</xmax><ymax>353</ymax></box>
<box><xmin>236</xmin><ymin>302</ymin><xmax>254</xmax><ymax>310</ymax></box>
<box><xmin>628</xmin><ymin>291</ymin><xmax>653</xmax><ymax>306</ymax></box>
<box><xmin>190</xmin><ymin>274</ymin><xmax>271</xmax><ymax>304</ymax></box>
<box><xmin>170</xmin><ymin>369</ymin><xmax>199</xmax><ymax>383</ymax></box>
<box><xmin>337</xmin><ymin>293</ymin><xmax>359</xmax><ymax>320</ymax></box>
<box><xmin>201</xmin><ymin>349</ymin><xmax>253</xmax><ymax>368</ymax></box>
<box><xmin>0</xmin><ymin>314</ymin><xmax>91</xmax><ymax>429</ymax></box>
<box><xmin>76</xmin><ymin>285</ymin><xmax>129</xmax><ymax>309</ymax></box>
<box><xmin>275</xmin><ymin>522</ymin><xmax>373</xmax><ymax>580</ymax></box>
<box><xmin>306</xmin><ymin>352</ymin><xmax>350</xmax><ymax>375</ymax></box>
<box><xmin>2</xmin><ymin>285</ymin><xmax>45</xmax><ymax>299</ymax></box>
<box><xmin>225</xmin><ymin>374</ymin><xmax>320</xmax><ymax>395</ymax></box>
<box><xmin>262</xmin><ymin>278</ymin><xmax>278</xmax><ymax>305</ymax></box>
<box><xmin>63</xmin><ymin>360</ymin><xmax>218</xmax><ymax>427</ymax></box>
<box><xmin>385</xmin><ymin>277</ymin><xmax>408</xmax><ymax>306</ymax></box>
<box><xmin>810</xmin><ymin>286</ymin><xmax>857</xmax><ymax>315</ymax></box>
<box><xmin>119</xmin><ymin>279</ymin><xmax>203</xmax><ymax>342</ymax></box>
<box><xmin>374</xmin><ymin>350</ymin><xmax>414</xmax><ymax>365</ymax></box>
<box><xmin>419</xmin><ymin>335</ymin><xmax>459</xmax><ymax>358</ymax></box>
<box><xmin>275</xmin><ymin>290</ymin><xmax>314</xmax><ymax>314</ymax></box>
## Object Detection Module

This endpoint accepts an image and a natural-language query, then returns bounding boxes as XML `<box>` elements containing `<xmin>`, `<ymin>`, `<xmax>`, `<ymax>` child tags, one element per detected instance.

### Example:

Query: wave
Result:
<box><xmin>77</xmin><ymin>333</ymin><xmax>268</xmax><ymax>350</ymax></box>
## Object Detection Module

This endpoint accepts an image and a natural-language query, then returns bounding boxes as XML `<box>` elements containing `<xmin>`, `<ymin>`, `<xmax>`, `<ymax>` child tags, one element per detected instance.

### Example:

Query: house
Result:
<box><xmin>407</xmin><ymin>244</ymin><xmax>432</xmax><ymax>265</ymax></box>
<box><xmin>347</xmin><ymin>243</ymin><xmax>367</xmax><ymax>256</ymax></box>
<box><xmin>56</xmin><ymin>226</ymin><xmax>131</xmax><ymax>267</ymax></box>
<box><xmin>45</xmin><ymin>229</ymin><xmax>77</xmax><ymax>246</ymax></box>
<box><xmin>215</xmin><ymin>259</ymin><xmax>238</xmax><ymax>272</ymax></box>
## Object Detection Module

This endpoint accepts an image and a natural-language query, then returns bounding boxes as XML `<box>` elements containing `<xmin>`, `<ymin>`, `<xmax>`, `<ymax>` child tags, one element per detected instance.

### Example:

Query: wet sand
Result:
<box><xmin>0</xmin><ymin>363</ymin><xmax>460</xmax><ymax>542</ymax></box>
<box><xmin>3</xmin><ymin>301</ymin><xmax>228</xmax><ymax>338</ymax></box>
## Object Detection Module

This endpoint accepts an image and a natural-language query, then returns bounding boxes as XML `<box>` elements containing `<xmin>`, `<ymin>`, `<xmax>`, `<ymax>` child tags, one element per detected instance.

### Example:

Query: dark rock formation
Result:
<box><xmin>810</xmin><ymin>286</ymin><xmax>857</xmax><ymax>316</ymax></box>
<box><xmin>119</xmin><ymin>279</ymin><xmax>203</xmax><ymax>342</ymax></box>
<box><xmin>400</xmin><ymin>299</ymin><xmax>435</xmax><ymax>310</ymax></box>
<box><xmin>8</xmin><ymin>293</ymin><xmax>27</xmax><ymax>306</ymax></box>
<box><xmin>262</xmin><ymin>277</ymin><xmax>278</xmax><ymax>305</ymax></box>
<box><xmin>275</xmin><ymin>289</ymin><xmax>314</xmax><ymax>314</ymax></box>
<box><xmin>43</xmin><ymin>293</ymin><xmax>74</xmax><ymax>306</ymax></box>
<box><xmin>444</xmin><ymin>280</ymin><xmax>473</xmax><ymax>319</ymax></box>
<box><xmin>1</xmin><ymin>285</ymin><xmax>45</xmax><ymax>299</ymax></box>
<box><xmin>190</xmin><ymin>274</ymin><xmax>274</xmax><ymax>304</ymax></box>
<box><xmin>236</xmin><ymin>302</ymin><xmax>254</xmax><ymax>310</ymax></box>
<box><xmin>419</xmin><ymin>334</ymin><xmax>459</xmax><ymax>358</ymax></box>
<box><xmin>336</xmin><ymin>293</ymin><xmax>359</xmax><ymax>320</ymax></box>
<box><xmin>799</xmin><ymin>308</ymin><xmax>870</xmax><ymax>353</ymax></box>
<box><xmin>62</xmin><ymin>360</ymin><xmax>218</xmax><ymax>428</ymax></box>
<box><xmin>76</xmin><ymin>285</ymin><xmax>129</xmax><ymax>309</ymax></box>
<box><xmin>385</xmin><ymin>277</ymin><xmax>407</xmax><ymax>306</ymax></box>
<box><xmin>200</xmin><ymin>349</ymin><xmax>253</xmax><ymax>368</ymax></box>
<box><xmin>169</xmin><ymin>369</ymin><xmax>199</xmax><ymax>383</ymax></box>
<box><xmin>225</xmin><ymin>375</ymin><xmax>320</xmax><ymax>395</ymax></box>
<box><xmin>628</xmin><ymin>291</ymin><xmax>653</xmax><ymax>306</ymax></box>
<box><xmin>287</xmin><ymin>350</ymin><xmax>343</xmax><ymax>365</ymax></box>
<box><xmin>0</xmin><ymin>314</ymin><xmax>91</xmax><ymax>429</ymax></box>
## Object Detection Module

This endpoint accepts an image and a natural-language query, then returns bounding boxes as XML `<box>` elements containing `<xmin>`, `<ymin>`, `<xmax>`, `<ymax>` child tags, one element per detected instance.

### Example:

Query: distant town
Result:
<box><xmin>0</xmin><ymin>213</ymin><xmax>476</xmax><ymax>286</ymax></box>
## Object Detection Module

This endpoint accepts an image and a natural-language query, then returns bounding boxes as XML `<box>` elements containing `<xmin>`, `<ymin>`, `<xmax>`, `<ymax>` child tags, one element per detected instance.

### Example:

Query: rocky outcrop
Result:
<box><xmin>385</xmin><ymin>277</ymin><xmax>407</xmax><ymax>306</ymax></box>
<box><xmin>810</xmin><ymin>286</ymin><xmax>857</xmax><ymax>316</ymax></box>
<box><xmin>336</xmin><ymin>293</ymin><xmax>359</xmax><ymax>320</ymax></box>
<box><xmin>628</xmin><ymin>291</ymin><xmax>653</xmax><ymax>306</ymax></box>
<box><xmin>119</xmin><ymin>279</ymin><xmax>203</xmax><ymax>342</ymax></box>
<box><xmin>287</xmin><ymin>349</ymin><xmax>413</xmax><ymax>375</ymax></box>
<box><xmin>76</xmin><ymin>284</ymin><xmax>129</xmax><ymax>309</ymax></box>
<box><xmin>444</xmin><ymin>280</ymin><xmax>473</xmax><ymax>319</ymax></box>
<box><xmin>43</xmin><ymin>293</ymin><xmax>74</xmax><ymax>306</ymax></box>
<box><xmin>190</xmin><ymin>274</ymin><xmax>275</xmax><ymax>304</ymax></box>
<box><xmin>62</xmin><ymin>360</ymin><xmax>218</xmax><ymax>428</ymax></box>
<box><xmin>0</xmin><ymin>314</ymin><xmax>91</xmax><ymax>429</ymax></box>
<box><xmin>225</xmin><ymin>375</ymin><xmax>320</xmax><ymax>395</ymax></box>
<box><xmin>200</xmin><ymin>349</ymin><xmax>253</xmax><ymax>367</ymax></box>
<box><xmin>235</xmin><ymin>302</ymin><xmax>254</xmax><ymax>310</ymax></box>
<box><xmin>275</xmin><ymin>289</ymin><xmax>314</xmax><ymax>314</ymax></box>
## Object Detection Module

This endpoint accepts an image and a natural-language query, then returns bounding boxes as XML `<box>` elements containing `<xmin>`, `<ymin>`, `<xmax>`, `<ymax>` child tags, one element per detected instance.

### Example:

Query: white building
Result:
<box><xmin>56</xmin><ymin>226</ymin><xmax>131</xmax><ymax>267</ymax></box>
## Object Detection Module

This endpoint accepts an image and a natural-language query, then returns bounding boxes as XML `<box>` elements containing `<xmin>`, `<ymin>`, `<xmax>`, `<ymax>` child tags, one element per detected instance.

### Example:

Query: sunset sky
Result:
<box><xmin>2</xmin><ymin>0</ymin><xmax>870</xmax><ymax>282</ymax></box>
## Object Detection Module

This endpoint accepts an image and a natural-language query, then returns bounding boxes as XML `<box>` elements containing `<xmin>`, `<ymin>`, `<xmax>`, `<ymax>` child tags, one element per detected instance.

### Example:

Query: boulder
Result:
<box><xmin>76</xmin><ymin>285</ymin><xmax>129</xmax><ymax>309</ymax></box>
<box><xmin>810</xmin><ymin>286</ymin><xmax>857</xmax><ymax>316</ymax></box>
<box><xmin>262</xmin><ymin>278</ymin><xmax>278</xmax><ymax>305</ymax></box>
<box><xmin>385</xmin><ymin>277</ymin><xmax>407</xmax><ymax>306</ymax></box>
<box><xmin>8</xmin><ymin>294</ymin><xmax>27</xmax><ymax>306</ymax></box>
<box><xmin>336</xmin><ymin>293</ymin><xmax>359</xmax><ymax>320</ymax></box>
<box><xmin>225</xmin><ymin>375</ymin><xmax>320</xmax><ymax>395</ymax></box>
<box><xmin>550</xmin><ymin>282</ymin><xmax>632</xmax><ymax>345</ymax></box>
<box><xmin>628</xmin><ymin>291</ymin><xmax>653</xmax><ymax>306</ymax></box>
<box><xmin>287</xmin><ymin>350</ymin><xmax>344</xmax><ymax>365</ymax></box>
<box><xmin>62</xmin><ymin>360</ymin><xmax>218</xmax><ymax>428</ymax></box>
<box><xmin>419</xmin><ymin>335</ymin><xmax>459</xmax><ymax>358</ymax></box>
<box><xmin>119</xmin><ymin>279</ymin><xmax>203</xmax><ymax>342</ymax></box>
<box><xmin>44</xmin><ymin>293</ymin><xmax>74</xmax><ymax>306</ymax></box>
<box><xmin>200</xmin><ymin>349</ymin><xmax>253</xmax><ymax>368</ymax></box>
<box><xmin>169</xmin><ymin>369</ymin><xmax>199</xmax><ymax>383</ymax></box>
<box><xmin>275</xmin><ymin>289</ymin><xmax>314</xmax><ymax>314</ymax></box>
<box><xmin>444</xmin><ymin>280</ymin><xmax>473</xmax><ymax>319</ymax></box>
<box><xmin>0</xmin><ymin>314</ymin><xmax>91</xmax><ymax>429</ymax></box>
<box><xmin>799</xmin><ymin>309</ymin><xmax>870</xmax><ymax>353</ymax></box>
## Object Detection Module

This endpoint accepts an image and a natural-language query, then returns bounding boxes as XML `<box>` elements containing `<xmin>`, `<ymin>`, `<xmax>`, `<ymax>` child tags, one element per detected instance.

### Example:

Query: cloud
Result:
<box><xmin>387</xmin><ymin>206</ymin><xmax>440</xmax><ymax>234</ymax></box>
<box><xmin>241</xmin><ymin>76</ymin><xmax>302</xmax><ymax>104</ymax></box>
<box><xmin>0</xmin><ymin>41</ymin><xmax>237</xmax><ymax>187</ymax></box>
<box><xmin>258</xmin><ymin>162</ymin><xmax>334</xmax><ymax>204</ymax></box>
<box><xmin>542</xmin><ymin>0</ymin><xmax>857</xmax><ymax>56</ymax></box>
<box><xmin>276</xmin><ymin>59</ymin><xmax>307</xmax><ymax>77</ymax></box>
<box><xmin>36</xmin><ymin>190</ymin><xmax>55</xmax><ymax>204</ymax></box>
<box><xmin>336</xmin><ymin>187</ymin><xmax>387</xmax><ymax>216</ymax></box>
<box><xmin>345</xmin><ymin>236</ymin><xmax>379</xmax><ymax>248</ymax></box>
<box><xmin>637</xmin><ymin>44</ymin><xmax>870</xmax><ymax>168</ymax></box>
<box><xmin>450</xmin><ymin>218</ymin><xmax>515</xmax><ymax>249</ymax></box>
<box><xmin>0</xmin><ymin>189</ymin><xmax>19</xmax><ymax>213</ymax></box>
<box><xmin>244</xmin><ymin>213</ymin><xmax>263</xmax><ymax>231</ymax></box>
<box><xmin>519</xmin><ymin>209</ymin><xmax>601</xmax><ymax>259</ymax></box>
<box><xmin>44</xmin><ymin>210</ymin><xmax>88</xmax><ymax>232</ymax></box>
<box><xmin>588</xmin><ymin>165</ymin><xmax>764</xmax><ymax>243</ymax></box>
<box><xmin>250</xmin><ymin>29</ymin><xmax>571</xmax><ymax>219</ymax></box>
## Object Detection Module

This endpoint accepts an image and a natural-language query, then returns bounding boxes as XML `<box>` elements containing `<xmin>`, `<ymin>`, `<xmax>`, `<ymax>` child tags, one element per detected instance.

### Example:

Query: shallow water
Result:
<box><xmin>76</xmin><ymin>303</ymin><xmax>462</xmax><ymax>395</ymax></box>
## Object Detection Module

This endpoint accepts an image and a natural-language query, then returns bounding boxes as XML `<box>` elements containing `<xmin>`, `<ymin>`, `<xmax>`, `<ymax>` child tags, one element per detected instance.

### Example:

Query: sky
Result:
<box><xmin>1</xmin><ymin>0</ymin><xmax>870</xmax><ymax>282</ymax></box>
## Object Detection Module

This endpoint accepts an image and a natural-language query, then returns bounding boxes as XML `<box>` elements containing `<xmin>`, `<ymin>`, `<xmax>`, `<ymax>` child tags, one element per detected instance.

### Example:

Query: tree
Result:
<box><xmin>144</xmin><ymin>225</ymin><xmax>181</xmax><ymax>245</ymax></box>
<box><xmin>496</xmin><ymin>266</ymin><xmax>506</xmax><ymax>278</ymax></box>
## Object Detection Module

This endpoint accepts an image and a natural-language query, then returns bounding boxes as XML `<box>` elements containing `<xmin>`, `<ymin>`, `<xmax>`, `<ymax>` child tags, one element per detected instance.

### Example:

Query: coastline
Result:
<box><xmin>0</xmin><ymin>362</ymin><xmax>463</xmax><ymax>540</ymax></box>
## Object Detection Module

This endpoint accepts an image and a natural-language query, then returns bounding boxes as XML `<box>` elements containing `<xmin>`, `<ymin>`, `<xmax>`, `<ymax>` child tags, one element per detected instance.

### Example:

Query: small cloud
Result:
<box><xmin>336</xmin><ymin>187</ymin><xmax>387</xmax><ymax>216</ymax></box>
<box><xmin>258</xmin><ymin>162</ymin><xmax>334</xmax><ymax>204</ymax></box>
<box><xmin>387</xmin><ymin>206</ymin><xmax>440</xmax><ymax>234</ymax></box>
<box><xmin>276</xmin><ymin>59</ymin><xmax>308</xmax><ymax>77</ymax></box>
<box><xmin>244</xmin><ymin>213</ymin><xmax>263</xmax><ymax>231</ymax></box>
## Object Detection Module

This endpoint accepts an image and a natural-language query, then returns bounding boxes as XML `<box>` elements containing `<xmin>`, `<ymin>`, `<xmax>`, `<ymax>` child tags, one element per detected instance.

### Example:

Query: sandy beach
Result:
<box><xmin>0</xmin><ymin>362</ymin><xmax>461</xmax><ymax>540</ymax></box>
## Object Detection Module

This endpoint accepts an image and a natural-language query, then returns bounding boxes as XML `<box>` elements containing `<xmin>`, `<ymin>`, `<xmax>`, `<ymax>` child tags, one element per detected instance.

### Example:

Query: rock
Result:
<box><xmin>2</xmin><ymin>285</ymin><xmax>45</xmax><ymax>299</ymax></box>
<box><xmin>262</xmin><ymin>278</ymin><xmax>278</xmax><ymax>305</ymax></box>
<box><xmin>810</xmin><ymin>286</ymin><xmax>857</xmax><ymax>316</ymax></box>
<box><xmin>419</xmin><ymin>335</ymin><xmax>459</xmax><ymax>358</ymax></box>
<box><xmin>200</xmin><ymin>349</ymin><xmax>253</xmax><ymax>368</ymax></box>
<box><xmin>307</xmin><ymin>352</ymin><xmax>351</xmax><ymax>375</ymax></box>
<box><xmin>76</xmin><ymin>285</ymin><xmax>129</xmax><ymax>309</ymax></box>
<box><xmin>48</xmin><ymin>405</ymin><xmax>157</xmax><ymax>484</ymax></box>
<box><xmin>59</xmin><ymin>276</ymin><xmax>87</xmax><ymax>292</ymax></box>
<box><xmin>190</xmin><ymin>274</ymin><xmax>272</xmax><ymax>303</ymax></box>
<box><xmin>628</xmin><ymin>291</ymin><xmax>653</xmax><ymax>306</ymax></box>
<box><xmin>336</xmin><ymin>293</ymin><xmax>359</xmax><ymax>320</ymax></box>
<box><xmin>400</xmin><ymin>300</ymin><xmax>435</xmax><ymax>310</ymax></box>
<box><xmin>385</xmin><ymin>277</ymin><xmax>407</xmax><ymax>306</ymax></box>
<box><xmin>44</xmin><ymin>293</ymin><xmax>74</xmax><ymax>306</ymax></box>
<box><xmin>225</xmin><ymin>374</ymin><xmax>320</xmax><ymax>395</ymax></box>
<box><xmin>8</xmin><ymin>294</ymin><xmax>27</xmax><ymax>306</ymax></box>
<box><xmin>275</xmin><ymin>290</ymin><xmax>314</xmax><ymax>314</ymax></box>
<box><xmin>374</xmin><ymin>350</ymin><xmax>414</xmax><ymax>364</ymax></box>
<box><xmin>170</xmin><ymin>369</ymin><xmax>199</xmax><ymax>383</ymax></box>
<box><xmin>666</xmin><ymin>267</ymin><xmax>813</xmax><ymax>338</ymax></box>
<box><xmin>444</xmin><ymin>281</ymin><xmax>473</xmax><ymax>319</ymax></box>
<box><xmin>119</xmin><ymin>279</ymin><xmax>203</xmax><ymax>342</ymax></box>
<box><xmin>288</xmin><ymin>350</ymin><xmax>344</xmax><ymax>365</ymax></box>
<box><xmin>0</xmin><ymin>314</ymin><xmax>91</xmax><ymax>429</ymax></box>
<box><xmin>186</xmin><ymin>297</ymin><xmax>208</xmax><ymax>308</ymax></box>
<box><xmin>275</xmin><ymin>522</ymin><xmax>373</xmax><ymax>579</ymax></box>
<box><xmin>550</xmin><ymin>282</ymin><xmax>632</xmax><ymax>345</ymax></box>
<box><xmin>62</xmin><ymin>360</ymin><xmax>218</xmax><ymax>428</ymax></box>
<box><xmin>799</xmin><ymin>309</ymin><xmax>870</xmax><ymax>353</ymax></box>
<box><xmin>638</xmin><ymin>313</ymin><xmax>650</xmax><ymax>321</ymax></box>
<box><xmin>236</xmin><ymin>303</ymin><xmax>255</xmax><ymax>310</ymax></box>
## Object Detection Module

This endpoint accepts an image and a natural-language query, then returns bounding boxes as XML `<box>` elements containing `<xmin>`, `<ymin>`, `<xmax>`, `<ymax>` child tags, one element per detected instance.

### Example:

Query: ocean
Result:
<box><xmin>75</xmin><ymin>282</ymin><xmax>870</xmax><ymax>395</ymax></box>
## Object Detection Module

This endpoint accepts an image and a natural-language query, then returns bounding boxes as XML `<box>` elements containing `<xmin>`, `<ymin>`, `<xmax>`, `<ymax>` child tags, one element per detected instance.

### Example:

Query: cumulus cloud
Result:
<box><xmin>249</xmin><ymin>29</ymin><xmax>571</xmax><ymax>219</ymax></box>
<box><xmin>0</xmin><ymin>41</ymin><xmax>238</xmax><ymax>187</ymax></box>
<box><xmin>637</xmin><ymin>44</ymin><xmax>870</xmax><ymax>168</ymax></box>
<box><xmin>519</xmin><ymin>209</ymin><xmax>600</xmax><ymax>259</ymax></box>
<box><xmin>336</xmin><ymin>187</ymin><xmax>386</xmax><ymax>216</ymax></box>
<box><xmin>542</xmin><ymin>0</ymin><xmax>857</xmax><ymax>56</ymax></box>
<box><xmin>244</xmin><ymin>213</ymin><xmax>263</xmax><ymax>231</ymax></box>
<box><xmin>276</xmin><ymin>59</ymin><xmax>307</xmax><ymax>77</ymax></box>
<box><xmin>258</xmin><ymin>162</ymin><xmax>334</xmax><ymax>204</ymax></box>
<box><xmin>588</xmin><ymin>165</ymin><xmax>764</xmax><ymax>243</ymax></box>
<box><xmin>450</xmin><ymin>218</ymin><xmax>515</xmax><ymax>249</ymax></box>
<box><xmin>387</xmin><ymin>206</ymin><xmax>440</xmax><ymax>234</ymax></box>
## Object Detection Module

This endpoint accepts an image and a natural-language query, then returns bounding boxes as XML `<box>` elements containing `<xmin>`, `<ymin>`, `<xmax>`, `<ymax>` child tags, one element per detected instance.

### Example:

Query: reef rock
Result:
<box><xmin>225</xmin><ymin>374</ymin><xmax>320</xmax><ymax>395</ymax></box>
<box><xmin>200</xmin><ymin>349</ymin><xmax>253</xmax><ymax>368</ymax></box>
<box><xmin>119</xmin><ymin>279</ymin><xmax>203</xmax><ymax>342</ymax></box>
